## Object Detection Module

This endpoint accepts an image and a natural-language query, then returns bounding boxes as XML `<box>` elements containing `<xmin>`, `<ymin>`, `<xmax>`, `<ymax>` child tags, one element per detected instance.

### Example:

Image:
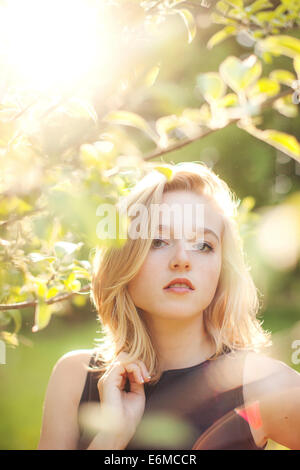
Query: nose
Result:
<box><xmin>169</xmin><ymin>240</ymin><xmax>191</xmax><ymax>271</ymax></box>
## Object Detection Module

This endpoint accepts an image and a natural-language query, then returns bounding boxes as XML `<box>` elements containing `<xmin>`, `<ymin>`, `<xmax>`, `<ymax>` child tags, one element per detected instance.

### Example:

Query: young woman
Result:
<box><xmin>38</xmin><ymin>162</ymin><xmax>300</xmax><ymax>450</ymax></box>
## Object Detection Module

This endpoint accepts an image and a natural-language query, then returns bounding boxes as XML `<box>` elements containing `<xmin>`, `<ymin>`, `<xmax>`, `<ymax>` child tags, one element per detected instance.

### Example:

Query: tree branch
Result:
<box><xmin>144</xmin><ymin>88</ymin><xmax>293</xmax><ymax>161</ymax></box>
<box><xmin>0</xmin><ymin>284</ymin><xmax>91</xmax><ymax>311</ymax></box>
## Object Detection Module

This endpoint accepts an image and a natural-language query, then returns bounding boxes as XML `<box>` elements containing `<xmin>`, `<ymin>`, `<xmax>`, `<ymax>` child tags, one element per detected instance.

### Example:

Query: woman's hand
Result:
<box><xmin>97</xmin><ymin>352</ymin><xmax>151</xmax><ymax>446</ymax></box>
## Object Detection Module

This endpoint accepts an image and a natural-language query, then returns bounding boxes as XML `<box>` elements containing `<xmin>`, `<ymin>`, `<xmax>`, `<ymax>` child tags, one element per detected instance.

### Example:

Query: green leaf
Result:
<box><xmin>28</xmin><ymin>253</ymin><xmax>56</xmax><ymax>264</ymax></box>
<box><xmin>246</xmin><ymin>0</ymin><xmax>273</xmax><ymax>14</ymax></box>
<box><xmin>216</xmin><ymin>1</ymin><xmax>230</xmax><ymax>14</ymax></box>
<box><xmin>64</xmin><ymin>273</ymin><xmax>81</xmax><ymax>292</ymax></box>
<box><xmin>265</xmin><ymin>130</ymin><xmax>300</xmax><ymax>160</ymax></box>
<box><xmin>269</xmin><ymin>69</ymin><xmax>296</xmax><ymax>87</ymax></box>
<box><xmin>54</xmin><ymin>241</ymin><xmax>82</xmax><ymax>257</ymax></box>
<box><xmin>255</xmin><ymin>11</ymin><xmax>275</xmax><ymax>22</ymax></box>
<box><xmin>32</xmin><ymin>301</ymin><xmax>54</xmax><ymax>332</ymax></box>
<box><xmin>197</xmin><ymin>72</ymin><xmax>226</xmax><ymax>102</ymax></box>
<box><xmin>144</xmin><ymin>64</ymin><xmax>160</xmax><ymax>87</ymax></box>
<box><xmin>219</xmin><ymin>55</ymin><xmax>262</xmax><ymax>92</ymax></box>
<box><xmin>34</xmin><ymin>278</ymin><xmax>47</xmax><ymax>299</ymax></box>
<box><xmin>153</xmin><ymin>166</ymin><xmax>174</xmax><ymax>182</ymax></box>
<box><xmin>211</xmin><ymin>12</ymin><xmax>237</xmax><ymax>25</ymax></box>
<box><xmin>46</xmin><ymin>286</ymin><xmax>61</xmax><ymax>300</ymax></box>
<box><xmin>207</xmin><ymin>26</ymin><xmax>237</xmax><ymax>49</ymax></box>
<box><xmin>273</xmin><ymin>95</ymin><xmax>298</xmax><ymax>118</ymax></box>
<box><xmin>0</xmin><ymin>331</ymin><xmax>18</xmax><ymax>347</ymax></box>
<box><xmin>155</xmin><ymin>115</ymin><xmax>184</xmax><ymax>147</ymax></box>
<box><xmin>103</xmin><ymin>111</ymin><xmax>159</xmax><ymax>144</ymax></box>
<box><xmin>241</xmin><ymin>124</ymin><xmax>300</xmax><ymax>161</ymax></box>
<box><xmin>218</xmin><ymin>93</ymin><xmax>238</xmax><ymax>107</ymax></box>
<box><xmin>9</xmin><ymin>309</ymin><xmax>22</xmax><ymax>334</ymax></box>
<box><xmin>259</xmin><ymin>35</ymin><xmax>300</xmax><ymax>59</ymax></box>
<box><xmin>175</xmin><ymin>9</ymin><xmax>196</xmax><ymax>44</ymax></box>
<box><xmin>225</xmin><ymin>0</ymin><xmax>243</xmax><ymax>7</ymax></box>
<box><xmin>247</xmin><ymin>78</ymin><xmax>280</xmax><ymax>98</ymax></box>
<box><xmin>294</xmin><ymin>56</ymin><xmax>300</xmax><ymax>78</ymax></box>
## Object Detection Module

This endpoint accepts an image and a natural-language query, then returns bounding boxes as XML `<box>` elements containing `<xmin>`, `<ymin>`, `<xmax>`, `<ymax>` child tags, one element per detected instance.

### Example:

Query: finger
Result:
<box><xmin>125</xmin><ymin>363</ymin><xmax>144</xmax><ymax>384</ymax></box>
<box><xmin>135</xmin><ymin>360</ymin><xmax>151</xmax><ymax>382</ymax></box>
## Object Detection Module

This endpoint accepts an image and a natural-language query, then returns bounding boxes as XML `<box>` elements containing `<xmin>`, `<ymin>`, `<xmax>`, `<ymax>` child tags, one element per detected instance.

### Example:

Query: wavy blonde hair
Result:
<box><xmin>89</xmin><ymin>161</ymin><xmax>271</xmax><ymax>384</ymax></box>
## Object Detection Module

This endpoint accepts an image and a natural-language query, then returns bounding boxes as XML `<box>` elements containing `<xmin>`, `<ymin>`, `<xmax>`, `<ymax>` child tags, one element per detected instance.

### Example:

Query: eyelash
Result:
<box><xmin>151</xmin><ymin>238</ymin><xmax>214</xmax><ymax>253</ymax></box>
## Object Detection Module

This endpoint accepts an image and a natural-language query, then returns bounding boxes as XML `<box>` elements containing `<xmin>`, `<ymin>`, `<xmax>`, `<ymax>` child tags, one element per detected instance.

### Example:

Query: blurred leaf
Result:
<box><xmin>247</xmin><ymin>78</ymin><xmax>280</xmax><ymax>99</ymax></box>
<box><xmin>225</xmin><ymin>0</ymin><xmax>243</xmax><ymax>7</ymax></box>
<box><xmin>155</xmin><ymin>115</ymin><xmax>183</xmax><ymax>147</ymax></box>
<box><xmin>28</xmin><ymin>253</ymin><xmax>55</xmax><ymax>263</ymax></box>
<box><xmin>0</xmin><ymin>331</ymin><xmax>18</xmax><ymax>347</ymax></box>
<box><xmin>273</xmin><ymin>95</ymin><xmax>298</xmax><ymax>118</ymax></box>
<box><xmin>197</xmin><ymin>72</ymin><xmax>226</xmax><ymax>102</ymax></box>
<box><xmin>153</xmin><ymin>166</ymin><xmax>174</xmax><ymax>181</ymax></box>
<box><xmin>246</xmin><ymin>0</ymin><xmax>272</xmax><ymax>14</ymax></box>
<box><xmin>216</xmin><ymin>1</ymin><xmax>230</xmax><ymax>14</ymax></box>
<box><xmin>259</xmin><ymin>35</ymin><xmax>300</xmax><ymax>59</ymax></box>
<box><xmin>219</xmin><ymin>55</ymin><xmax>262</xmax><ymax>92</ymax></box>
<box><xmin>144</xmin><ymin>64</ymin><xmax>160</xmax><ymax>87</ymax></box>
<box><xmin>175</xmin><ymin>9</ymin><xmax>196</xmax><ymax>44</ymax></box>
<box><xmin>54</xmin><ymin>241</ymin><xmax>82</xmax><ymax>257</ymax></box>
<box><xmin>218</xmin><ymin>93</ymin><xmax>238</xmax><ymax>107</ymax></box>
<box><xmin>294</xmin><ymin>56</ymin><xmax>300</xmax><ymax>77</ymax></box>
<box><xmin>64</xmin><ymin>272</ymin><xmax>81</xmax><ymax>292</ymax></box>
<box><xmin>207</xmin><ymin>26</ymin><xmax>237</xmax><ymax>49</ymax></box>
<box><xmin>103</xmin><ymin>110</ymin><xmax>159</xmax><ymax>144</ymax></box>
<box><xmin>211</xmin><ymin>12</ymin><xmax>237</xmax><ymax>25</ymax></box>
<box><xmin>269</xmin><ymin>69</ymin><xmax>296</xmax><ymax>87</ymax></box>
<box><xmin>8</xmin><ymin>309</ymin><xmax>22</xmax><ymax>334</ymax></box>
<box><xmin>32</xmin><ymin>301</ymin><xmax>54</xmax><ymax>332</ymax></box>
<box><xmin>46</xmin><ymin>286</ymin><xmax>61</xmax><ymax>300</ymax></box>
<box><xmin>241</xmin><ymin>124</ymin><xmax>300</xmax><ymax>161</ymax></box>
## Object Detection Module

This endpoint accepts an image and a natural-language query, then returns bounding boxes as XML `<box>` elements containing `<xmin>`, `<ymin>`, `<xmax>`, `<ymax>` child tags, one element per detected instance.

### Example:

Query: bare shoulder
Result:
<box><xmin>49</xmin><ymin>348</ymin><xmax>98</xmax><ymax>407</ymax></box>
<box><xmin>243</xmin><ymin>351</ymin><xmax>300</xmax><ymax>390</ymax></box>
<box><xmin>241</xmin><ymin>351</ymin><xmax>300</xmax><ymax>448</ymax></box>
<box><xmin>242</xmin><ymin>351</ymin><xmax>300</xmax><ymax>449</ymax></box>
<box><xmin>38</xmin><ymin>348</ymin><xmax>98</xmax><ymax>449</ymax></box>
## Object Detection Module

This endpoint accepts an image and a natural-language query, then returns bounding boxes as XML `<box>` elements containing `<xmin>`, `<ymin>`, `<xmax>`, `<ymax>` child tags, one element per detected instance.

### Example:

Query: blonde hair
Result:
<box><xmin>89</xmin><ymin>161</ymin><xmax>271</xmax><ymax>384</ymax></box>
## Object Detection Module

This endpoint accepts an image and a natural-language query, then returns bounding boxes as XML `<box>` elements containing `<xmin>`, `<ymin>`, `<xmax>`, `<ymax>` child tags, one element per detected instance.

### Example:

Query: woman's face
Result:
<box><xmin>127</xmin><ymin>190</ymin><xmax>224</xmax><ymax>321</ymax></box>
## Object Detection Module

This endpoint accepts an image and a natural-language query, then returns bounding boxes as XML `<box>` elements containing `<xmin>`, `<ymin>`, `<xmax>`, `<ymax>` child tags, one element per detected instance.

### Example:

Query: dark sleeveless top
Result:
<box><xmin>77</xmin><ymin>350</ymin><xmax>268</xmax><ymax>450</ymax></box>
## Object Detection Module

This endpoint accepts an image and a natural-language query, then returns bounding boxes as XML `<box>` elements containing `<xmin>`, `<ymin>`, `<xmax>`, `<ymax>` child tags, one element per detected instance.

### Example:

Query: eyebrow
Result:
<box><xmin>157</xmin><ymin>225</ymin><xmax>220</xmax><ymax>243</ymax></box>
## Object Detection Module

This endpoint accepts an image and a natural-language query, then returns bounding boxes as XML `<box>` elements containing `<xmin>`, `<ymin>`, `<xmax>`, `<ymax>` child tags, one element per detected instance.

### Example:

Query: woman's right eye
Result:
<box><xmin>151</xmin><ymin>238</ymin><xmax>167</xmax><ymax>249</ymax></box>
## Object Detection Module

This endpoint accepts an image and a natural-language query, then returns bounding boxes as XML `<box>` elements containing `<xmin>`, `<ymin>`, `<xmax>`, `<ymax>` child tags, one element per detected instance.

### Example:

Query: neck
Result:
<box><xmin>140</xmin><ymin>311</ymin><xmax>216</xmax><ymax>372</ymax></box>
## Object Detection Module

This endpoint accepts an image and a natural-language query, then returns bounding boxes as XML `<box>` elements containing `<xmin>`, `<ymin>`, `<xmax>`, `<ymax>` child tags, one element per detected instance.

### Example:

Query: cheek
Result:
<box><xmin>197</xmin><ymin>253</ymin><xmax>222</xmax><ymax>282</ymax></box>
<box><xmin>127</xmin><ymin>262</ymin><xmax>152</xmax><ymax>299</ymax></box>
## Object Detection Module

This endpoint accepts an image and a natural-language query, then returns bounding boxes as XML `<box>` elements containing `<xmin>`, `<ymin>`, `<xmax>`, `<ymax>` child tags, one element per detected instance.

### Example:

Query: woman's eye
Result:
<box><xmin>151</xmin><ymin>238</ymin><xmax>167</xmax><ymax>248</ymax></box>
<box><xmin>194</xmin><ymin>242</ymin><xmax>213</xmax><ymax>252</ymax></box>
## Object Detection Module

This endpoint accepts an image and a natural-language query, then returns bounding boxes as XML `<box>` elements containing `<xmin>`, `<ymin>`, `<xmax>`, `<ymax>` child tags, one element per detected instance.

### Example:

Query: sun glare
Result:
<box><xmin>0</xmin><ymin>0</ymin><xmax>106</xmax><ymax>93</ymax></box>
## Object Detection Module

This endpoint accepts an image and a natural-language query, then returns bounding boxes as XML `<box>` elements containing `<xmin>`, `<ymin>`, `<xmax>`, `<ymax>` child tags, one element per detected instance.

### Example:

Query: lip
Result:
<box><xmin>164</xmin><ymin>278</ymin><xmax>195</xmax><ymax>290</ymax></box>
<box><xmin>164</xmin><ymin>286</ymin><xmax>194</xmax><ymax>295</ymax></box>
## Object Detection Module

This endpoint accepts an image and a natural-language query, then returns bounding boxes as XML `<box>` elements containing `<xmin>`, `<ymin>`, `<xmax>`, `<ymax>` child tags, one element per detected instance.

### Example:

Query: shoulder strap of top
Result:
<box><xmin>79</xmin><ymin>350</ymin><xmax>98</xmax><ymax>406</ymax></box>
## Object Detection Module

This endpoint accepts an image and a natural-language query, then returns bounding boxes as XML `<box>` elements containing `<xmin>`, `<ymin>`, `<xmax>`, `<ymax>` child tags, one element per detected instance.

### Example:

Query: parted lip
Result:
<box><xmin>164</xmin><ymin>278</ymin><xmax>195</xmax><ymax>290</ymax></box>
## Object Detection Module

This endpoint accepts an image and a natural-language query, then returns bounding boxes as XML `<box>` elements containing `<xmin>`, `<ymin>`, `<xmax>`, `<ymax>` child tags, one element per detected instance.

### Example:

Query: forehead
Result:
<box><xmin>157</xmin><ymin>190</ymin><xmax>223</xmax><ymax>238</ymax></box>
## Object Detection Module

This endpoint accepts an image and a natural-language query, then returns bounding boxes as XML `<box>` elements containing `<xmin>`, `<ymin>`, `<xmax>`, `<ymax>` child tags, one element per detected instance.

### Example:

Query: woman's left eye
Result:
<box><xmin>194</xmin><ymin>242</ymin><xmax>213</xmax><ymax>252</ymax></box>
